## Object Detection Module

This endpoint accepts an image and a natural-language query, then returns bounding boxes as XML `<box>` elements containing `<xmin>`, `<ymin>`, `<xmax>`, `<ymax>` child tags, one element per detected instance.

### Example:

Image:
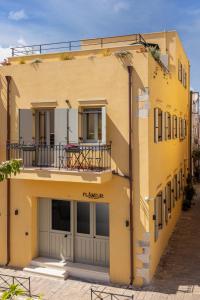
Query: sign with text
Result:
<box><xmin>83</xmin><ymin>192</ymin><xmax>104</xmax><ymax>200</ymax></box>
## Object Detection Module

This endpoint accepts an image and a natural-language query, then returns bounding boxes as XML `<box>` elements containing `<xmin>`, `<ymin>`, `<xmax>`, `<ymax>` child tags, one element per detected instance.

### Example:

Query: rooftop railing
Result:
<box><xmin>11</xmin><ymin>34</ymin><xmax>149</xmax><ymax>57</ymax></box>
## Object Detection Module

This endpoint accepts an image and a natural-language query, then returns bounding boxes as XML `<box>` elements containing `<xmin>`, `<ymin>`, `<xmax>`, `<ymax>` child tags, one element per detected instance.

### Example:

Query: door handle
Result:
<box><xmin>64</xmin><ymin>234</ymin><xmax>68</xmax><ymax>238</ymax></box>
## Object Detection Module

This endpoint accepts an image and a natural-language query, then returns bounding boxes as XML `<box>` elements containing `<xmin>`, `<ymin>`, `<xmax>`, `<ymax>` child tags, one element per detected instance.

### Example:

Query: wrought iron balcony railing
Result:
<box><xmin>7</xmin><ymin>143</ymin><xmax>111</xmax><ymax>172</ymax></box>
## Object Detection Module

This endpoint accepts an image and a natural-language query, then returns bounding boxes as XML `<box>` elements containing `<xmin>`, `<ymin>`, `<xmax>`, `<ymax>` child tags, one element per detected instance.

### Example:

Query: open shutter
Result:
<box><xmin>101</xmin><ymin>106</ymin><xmax>107</xmax><ymax>144</ymax></box>
<box><xmin>19</xmin><ymin>109</ymin><xmax>33</xmax><ymax>144</ymax></box>
<box><xmin>154</xmin><ymin>108</ymin><xmax>159</xmax><ymax>143</ymax></box>
<box><xmin>68</xmin><ymin>109</ymin><xmax>79</xmax><ymax>144</ymax></box>
<box><xmin>54</xmin><ymin>109</ymin><xmax>68</xmax><ymax>145</ymax></box>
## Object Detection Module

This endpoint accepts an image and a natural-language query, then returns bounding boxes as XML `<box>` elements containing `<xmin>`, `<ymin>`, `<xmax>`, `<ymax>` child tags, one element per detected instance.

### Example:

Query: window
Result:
<box><xmin>179</xmin><ymin>118</ymin><xmax>187</xmax><ymax>140</ymax></box>
<box><xmin>154</xmin><ymin>108</ymin><xmax>162</xmax><ymax>143</ymax></box>
<box><xmin>180</xmin><ymin>169</ymin><xmax>183</xmax><ymax>192</ymax></box>
<box><xmin>174</xmin><ymin>175</ymin><xmax>178</xmax><ymax>202</ymax></box>
<box><xmin>154</xmin><ymin>192</ymin><xmax>163</xmax><ymax>241</ymax></box>
<box><xmin>178</xmin><ymin>60</ymin><xmax>182</xmax><ymax>82</ymax></box>
<box><xmin>165</xmin><ymin>112</ymin><xmax>171</xmax><ymax>140</ymax></box>
<box><xmin>96</xmin><ymin>203</ymin><xmax>109</xmax><ymax>236</ymax></box>
<box><xmin>172</xmin><ymin>115</ymin><xmax>178</xmax><ymax>139</ymax></box>
<box><xmin>177</xmin><ymin>173</ymin><xmax>180</xmax><ymax>199</ymax></box>
<box><xmin>52</xmin><ymin>200</ymin><xmax>71</xmax><ymax>232</ymax></box>
<box><xmin>183</xmin><ymin>69</ymin><xmax>187</xmax><ymax>88</ymax></box>
<box><xmin>83</xmin><ymin>107</ymin><xmax>106</xmax><ymax>143</ymax></box>
<box><xmin>77</xmin><ymin>202</ymin><xmax>90</xmax><ymax>234</ymax></box>
<box><xmin>166</xmin><ymin>181</ymin><xmax>172</xmax><ymax>214</ymax></box>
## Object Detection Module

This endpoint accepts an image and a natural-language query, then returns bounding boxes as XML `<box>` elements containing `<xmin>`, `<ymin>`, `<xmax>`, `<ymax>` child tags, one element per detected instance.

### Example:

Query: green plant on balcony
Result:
<box><xmin>60</xmin><ymin>53</ymin><xmax>75</xmax><ymax>60</ymax></box>
<box><xmin>102</xmin><ymin>49</ymin><xmax>111</xmax><ymax>57</ymax></box>
<box><xmin>0</xmin><ymin>159</ymin><xmax>22</xmax><ymax>182</ymax></box>
<box><xmin>19</xmin><ymin>59</ymin><xmax>26</xmax><ymax>65</ymax></box>
<box><xmin>149</xmin><ymin>46</ymin><xmax>161</xmax><ymax>61</ymax></box>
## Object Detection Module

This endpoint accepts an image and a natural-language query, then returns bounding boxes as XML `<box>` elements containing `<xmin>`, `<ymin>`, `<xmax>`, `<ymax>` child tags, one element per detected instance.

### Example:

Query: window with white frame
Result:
<box><xmin>154</xmin><ymin>108</ymin><xmax>162</xmax><ymax>143</ymax></box>
<box><xmin>82</xmin><ymin>107</ymin><xmax>106</xmax><ymax>144</ymax></box>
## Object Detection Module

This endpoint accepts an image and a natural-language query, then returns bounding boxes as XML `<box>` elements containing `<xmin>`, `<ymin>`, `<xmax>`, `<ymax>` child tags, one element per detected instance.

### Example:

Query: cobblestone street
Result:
<box><xmin>1</xmin><ymin>186</ymin><xmax>200</xmax><ymax>300</ymax></box>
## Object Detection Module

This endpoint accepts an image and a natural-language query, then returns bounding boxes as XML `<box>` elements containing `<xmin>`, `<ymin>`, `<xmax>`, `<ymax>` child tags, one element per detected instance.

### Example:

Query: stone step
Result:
<box><xmin>65</xmin><ymin>262</ymin><xmax>109</xmax><ymax>283</ymax></box>
<box><xmin>23</xmin><ymin>265</ymin><xmax>68</xmax><ymax>280</ymax></box>
<box><xmin>30</xmin><ymin>256</ymin><xmax>67</xmax><ymax>270</ymax></box>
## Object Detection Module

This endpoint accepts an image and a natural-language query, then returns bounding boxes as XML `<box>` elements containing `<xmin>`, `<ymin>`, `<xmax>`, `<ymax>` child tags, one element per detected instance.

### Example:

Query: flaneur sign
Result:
<box><xmin>83</xmin><ymin>192</ymin><xmax>104</xmax><ymax>199</ymax></box>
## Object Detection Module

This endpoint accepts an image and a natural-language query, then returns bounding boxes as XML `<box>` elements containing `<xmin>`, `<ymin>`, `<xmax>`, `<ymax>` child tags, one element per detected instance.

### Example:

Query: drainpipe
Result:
<box><xmin>5</xmin><ymin>75</ymin><xmax>11</xmax><ymax>266</ymax></box>
<box><xmin>127</xmin><ymin>66</ymin><xmax>134</xmax><ymax>285</ymax></box>
<box><xmin>189</xmin><ymin>91</ymin><xmax>192</xmax><ymax>175</ymax></box>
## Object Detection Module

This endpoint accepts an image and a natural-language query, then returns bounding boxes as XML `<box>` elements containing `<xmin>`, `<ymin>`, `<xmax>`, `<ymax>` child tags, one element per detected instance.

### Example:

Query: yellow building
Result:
<box><xmin>0</xmin><ymin>31</ymin><xmax>190</xmax><ymax>286</ymax></box>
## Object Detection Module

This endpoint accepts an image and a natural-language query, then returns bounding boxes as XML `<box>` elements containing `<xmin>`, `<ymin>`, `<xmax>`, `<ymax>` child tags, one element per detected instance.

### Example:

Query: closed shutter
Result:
<box><xmin>101</xmin><ymin>106</ymin><xmax>107</xmax><ymax>145</ymax></box>
<box><xmin>54</xmin><ymin>109</ymin><xmax>68</xmax><ymax>145</ymax></box>
<box><xmin>177</xmin><ymin>117</ymin><xmax>179</xmax><ymax>139</ymax></box>
<box><xmin>164</xmin><ymin>187</ymin><xmax>168</xmax><ymax>224</ymax></box>
<box><xmin>171</xmin><ymin>179</ymin><xmax>175</xmax><ymax>208</ymax></box>
<box><xmin>68</xmin><ymin>109</ymin><xmax>79</xmax><ymax>144</ymax></box>
<box><xmin>154</xmin><ymin>108</ymin><xmax>159</xmax><ymax>143</ymax></box>
<box><xmin>154</xmin><ymin>197</ymin><xmax>159</xmax><ymax>242</ymax></box>
<box><xmin>165</xmin><ymin>112</ymin><xmax>168</xmax><ymax>140</ymax></box>
<box><xmin>19</xmin><ymin>109</ymin><xmax>33</xmax><ymax>144</ymax></box>
<box><xmin>179</xmin><ymin>118</ymin><xmax>182</xmax><ymax>139</ymax></box>
<box><xmin>162</xmin><ymin>110</ymin><xmax>165</xmax><ymax>141</ymax></box>
<box><xmin>177</xmin><ymin>173</ymin><xmax>180</xmax><ymax>199</ymax></box>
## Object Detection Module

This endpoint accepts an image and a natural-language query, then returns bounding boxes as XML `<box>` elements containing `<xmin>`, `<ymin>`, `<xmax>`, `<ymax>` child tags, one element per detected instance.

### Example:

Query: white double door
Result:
<box><xmin>38</xmin><ymin>199</ymin><xmax>109</xmax><ymax>267</ymax></box>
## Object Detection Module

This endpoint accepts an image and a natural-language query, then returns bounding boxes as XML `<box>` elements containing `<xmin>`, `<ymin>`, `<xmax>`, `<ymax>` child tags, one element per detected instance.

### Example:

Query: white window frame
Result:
<box><xmin>82</xmin><ymin>107</ymin><xmax>106</xmax><ymax>144</ymax></box>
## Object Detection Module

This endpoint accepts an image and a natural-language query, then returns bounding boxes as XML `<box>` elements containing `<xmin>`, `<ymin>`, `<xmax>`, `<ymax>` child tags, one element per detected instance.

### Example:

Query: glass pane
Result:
<box><xmin>87</xmin><ymin>113</ymin><xmax>95</xmax><ymax>140</ymax></box>
<box><xmin>96</xmin><ymin>203</ymin><xmax>109</xmax><ymax>236</ymax></box>
<box><xmin>77</xmin><ymin>202</ymin><xmax>90</xmax><ymax>234</ymax></box>
<box><xmin>52</xmin><ymin>200</ymin><xmax>70</xmax><ymax>231</ymax></box>
<box><xmin>98</xmin><ymin>112</ymin><xmax>102</xmax><ymax>140</ymax></box>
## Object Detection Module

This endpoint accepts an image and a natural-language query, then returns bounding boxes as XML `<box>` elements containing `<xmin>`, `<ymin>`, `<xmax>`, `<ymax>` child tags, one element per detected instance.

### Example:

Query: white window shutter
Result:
<box><xmin>68</xmin><ymin>109</ymin><xmax>79</xmax><ymax>144</ymax></box>
<box><xmin>19</xmin><ymin>109</ymin><xmax>33</xmax><ymax>144</ymax></box>
<box><xmin>101</xmin><ymin>106</ymin><xmax>107</xmax><ymax>144</ymax></box>
<box><xmin>54</xmin><ymin>109</ymin><xmax>68</xmax><ymax>145</ymax></box>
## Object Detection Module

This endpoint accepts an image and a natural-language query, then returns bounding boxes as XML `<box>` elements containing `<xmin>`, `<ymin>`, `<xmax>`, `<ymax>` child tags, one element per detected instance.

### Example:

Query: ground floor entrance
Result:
<box><xmin>38</xmin><ymin>198</ymin><xmax>109</xmax><ymax>267</ymax></box>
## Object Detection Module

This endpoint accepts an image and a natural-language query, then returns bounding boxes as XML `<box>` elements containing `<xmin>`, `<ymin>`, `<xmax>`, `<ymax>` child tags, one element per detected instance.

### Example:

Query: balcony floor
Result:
<box><xmin>12</xmin><ymin>167</ymin><xmax>112</xmax><ymax>184</ymax></box>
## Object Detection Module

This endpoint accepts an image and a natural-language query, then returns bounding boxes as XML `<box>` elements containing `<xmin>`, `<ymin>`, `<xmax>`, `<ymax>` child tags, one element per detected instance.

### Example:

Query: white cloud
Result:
<box><xmin>0</xmin><ymin>47</ymin><xmax>11</xmax><ymax>61</ymax></box>
<box><xmin>113</xmin><ymin>1</ymin><xmax>129</xmax><ymax>13</ymax></box>
<box><xmin>8</xmin><ymin>9</ymin><xmax>28</xmax><ymax>21</ymax></box>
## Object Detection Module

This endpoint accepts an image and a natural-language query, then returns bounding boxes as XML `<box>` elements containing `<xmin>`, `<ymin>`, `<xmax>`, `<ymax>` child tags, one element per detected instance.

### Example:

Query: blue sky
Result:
<box><xmin>0</xmin><ymin>0</ymin><xmax>200</xmax><ymax>89</ymax></box>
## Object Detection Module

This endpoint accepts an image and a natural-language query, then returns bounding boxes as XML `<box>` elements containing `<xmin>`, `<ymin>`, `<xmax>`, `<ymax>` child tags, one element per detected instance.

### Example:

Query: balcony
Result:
<box><xmin>7</xmin><ymin>143</ymin><xmax>112</xmax><ymax>183</ymax></box>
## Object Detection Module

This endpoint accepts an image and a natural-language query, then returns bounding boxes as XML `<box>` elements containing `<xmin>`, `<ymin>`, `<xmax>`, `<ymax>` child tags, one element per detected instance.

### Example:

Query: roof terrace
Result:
<box><xmin>11</xmin><ymin>33</ymin><xmax>157</xmax><ymax>57</ymax></box>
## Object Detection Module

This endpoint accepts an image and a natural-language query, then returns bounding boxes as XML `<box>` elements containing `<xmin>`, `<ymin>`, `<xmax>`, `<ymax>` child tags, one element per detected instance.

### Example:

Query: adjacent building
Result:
<box><xmin>0</xmin><ymin>30</ymin><xmax>190</xmax><ymax>286</ymax></box>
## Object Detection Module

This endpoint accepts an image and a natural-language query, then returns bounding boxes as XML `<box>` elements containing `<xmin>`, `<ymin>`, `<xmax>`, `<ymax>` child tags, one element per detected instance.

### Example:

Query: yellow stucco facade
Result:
<box><xmin>0</xmin><ymin>31</ymin><xmax>190</xmax><ymax>286</ymax></box>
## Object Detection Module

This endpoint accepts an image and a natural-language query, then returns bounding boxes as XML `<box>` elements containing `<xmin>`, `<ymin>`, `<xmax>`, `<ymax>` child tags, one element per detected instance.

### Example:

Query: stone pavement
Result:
<box><xmin>1</xmin><ymin>186</ymin><xmax>200</xmax><ymax>299</ymax></box>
